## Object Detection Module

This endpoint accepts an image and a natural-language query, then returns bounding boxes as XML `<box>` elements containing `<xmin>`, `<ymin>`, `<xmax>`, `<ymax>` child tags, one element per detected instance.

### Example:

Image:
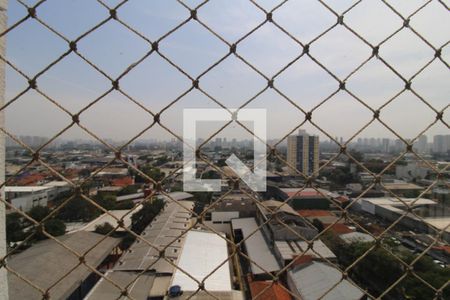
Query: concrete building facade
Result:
<box><xmin>287</xmin><ymin>130</ymin><xmax>319</xmax><ymax>176</ymax></box>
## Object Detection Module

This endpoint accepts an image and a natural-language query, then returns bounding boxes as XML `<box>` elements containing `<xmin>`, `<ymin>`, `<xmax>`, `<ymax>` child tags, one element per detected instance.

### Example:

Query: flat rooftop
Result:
<box><xmin>5</xmin><ymin>186</ymin><xmax>51</xmax><ymax>193</ymax></box>
<box><xmin>43</xmin><ymin>181</ymin><xmax>70</xmax><ymax>187</ymax></box>
<box><xmin>77</xmin><ymin>206</ymin><xmax>142</xmax><ymax>232</ymax></box>
<box><xmin>85</xmin><ymin>271</ymin><xmax>156</xmax><ymax>299</ymax></box>
<box><xmin>423</xmin><ymin>217</ymin><xmax>450</xmax><ymax>233</ymax></box>
<box><xmin>280</xmin><ymin>188</ymin><xmax>336</xmax><ymax>199</ymax></box>
<box><xmin>114</xmin><ymin>200</ymin><xmax>194</xmax><ymax>272</ymax></box>
<box><xmin>382</xmin><ymin>182</ymin><xmax>424</xmax><ymax>190</ymax></box>
<box><xmin>275</xmin><ymin>240</ymin><xmax>336</xmax><ymax>261</ymax></box>
<box><xmin>362</xmin><ymin>197</ymin><xmax>436</xmax><ymax>206</ymax></box>
<box><xmin>289</xmin><ymin>261</ymin><xmax>364</xmax><ymax>300</ymax></box>
<box><xmin>156</xmin><ymin>191</ymin><xmax>193</xmax><ymax>201</ymax></box>
<box><xmin>170</xmin><ymin>230</ymin><xmax>232</xmax><ymax>292</ymax></box>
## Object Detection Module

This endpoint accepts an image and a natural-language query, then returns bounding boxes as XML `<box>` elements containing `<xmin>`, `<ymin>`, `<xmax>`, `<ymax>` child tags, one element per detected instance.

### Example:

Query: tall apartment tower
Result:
<box><xmin>287</xmin><ymin>130</ymin><xmax>319</xmax><ymax>176</ymax></box>
<box><xmin>414</xmin><ymin>135</ymin><xmax>428</xmax><ymax>153</ymax></box>
<box><xmin>433</xmin><ymin>135</ymin><xmax>450</xmax><ymax>153</ymax></box>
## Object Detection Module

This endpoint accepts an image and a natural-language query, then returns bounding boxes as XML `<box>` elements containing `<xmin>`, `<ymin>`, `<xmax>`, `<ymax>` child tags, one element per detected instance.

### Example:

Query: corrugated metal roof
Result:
<box><xmin>170</xmin><ymin>230</ymin><xmax>232</xmax><ymax>292</ymax></box>
<box><xmin>114</xmin><ymin>201</ymin><xmax>193</xmax><ymax>273</ymax></box>
<box><xmin>231</xmin><ymin>218</ymin><xmax>280</xmax><ymax>275</ymax></box>
<box><xmin>289</xmin><ymin>261</ymin><xmax>364</xmax><ymax>300</ymax></box>
<box><xmin>8</xmin><ymin>231</ymin><xmax>120</xmax><ymax>300</ymax></box>
<box><xmin>149</xmin><ymin>276</ymin><xmax>172</xmax><ymax>297</ymax></box>
<box><xmin>275</xmin><ymin>240</ymin><xmax>336</xmax><ymax>261</ymax></box>
<box><xmin>85</xmin><ymin>271</ymin><xmax>155</xmax><ymax>300</ymax></box>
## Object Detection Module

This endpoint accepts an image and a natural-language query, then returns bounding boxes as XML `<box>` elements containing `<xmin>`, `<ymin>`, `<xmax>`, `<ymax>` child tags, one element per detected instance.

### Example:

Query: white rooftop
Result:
<box><xmin>43</xmin><ymin>181</ymin><xmax>70</xmax><ymax>187</ymax></box>
<box><xmin>423</xmin><ymin>217</ymin><xmax>450</xmax><ymax>233</ymax></box>
<box><xmin>290</xmin><ymin>261</ymin><xmax>364</xmax><ymax>300</ymax></box>
<box><xmin>340</xmin><ymin>232</ymin><xmax>375</xmax><ymax>244</ymax></box>
<box><xmin>5</xmin><ymin>186</ymin><xmax>51</xmax><ymax>193</ymax></box>
<box><xmin>362</xmin><ymin>197</ymin><xmax>436</xmax><ymax>206</ymax></box>
<box><xmin>275</xmin><ymin>240</ymin><xmax>336</xmax><ymax>261</ymax></box>
<box><xmin>170</xmin><ymin>230</ymin><xmax>232</xmax><ymax>292</ymax></box>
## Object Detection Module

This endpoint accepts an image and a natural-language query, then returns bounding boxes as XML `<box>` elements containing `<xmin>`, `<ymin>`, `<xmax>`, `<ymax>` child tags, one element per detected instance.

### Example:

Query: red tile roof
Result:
<box><xmin>290</xmin><ymin>255</ymin><xmax>314</xmax><ymax>268</ymax></box>
<box><xmin>324</xmin><ymin>223</ymin><xmax>354</xmax><ymax>235</ymax></box>
<box><xmin>249</xmin><ymin>280</ymin><xmax>292</xmax><ymax>300</ymax></box>
<box><xmin>433</xmin><ymin>245</ymin><xmax>450</xmax><ymax>255</ymax></box>
<box><xmin>111</xmin><ymin>176</ymin><xmax>134</xmax><ymax>187</ymax></box>
<box><xmin>16</xmin><ymin>174</ymin><xmax>45</xmax><ymax>186</ymax></box>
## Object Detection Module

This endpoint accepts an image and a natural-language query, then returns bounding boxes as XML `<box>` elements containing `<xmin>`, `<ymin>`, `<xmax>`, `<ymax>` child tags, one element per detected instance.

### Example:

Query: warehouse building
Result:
<box><xmin>86</xmin><ymin>200</ymin><xmax>194</xmax><ymax>299</ymax></box>
<box><xmin>8</xmin><ymin>231</ymin><xmax>120</xmax><ymax>300</ymax></box>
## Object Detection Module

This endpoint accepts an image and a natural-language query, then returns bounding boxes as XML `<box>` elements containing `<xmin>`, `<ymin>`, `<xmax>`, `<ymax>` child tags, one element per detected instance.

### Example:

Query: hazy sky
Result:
<box><xmin>4</xmin><ymin>0</ymin><xmax>450</xmax><ymax>146</ymax></box>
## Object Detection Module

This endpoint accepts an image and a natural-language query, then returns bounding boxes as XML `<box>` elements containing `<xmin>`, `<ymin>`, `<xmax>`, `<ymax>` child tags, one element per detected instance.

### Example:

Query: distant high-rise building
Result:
<box><xmin>433</xmin><ymin>135</ymin><xmax>450</xmax><ymax>153</ymax></box>
<box><xmin>231</xmin><ymin>138</ymin><xmax>237</xmax><ymax>148</ymax></box>
<box><xmin>393</xmin><ymin>139</ymin><xmax>404</xmax><ymax>153</ymax></box>
<box><xmin>287</xmin><ymin>130</ymin><xmax>319</xmax><ymax>176</ymax></box>
<box><xmin>414</xmin><ymin>135</ymin><xmax>428</xmax><ymax>153</ymax></box>
<box><xmin>382</xmin><ymin>138</ymin><xmax>390</xmax><ymax>153</ymax></box>
<box><xmin>215</xmin><ymin>137</ymin><xmax>222</xmax><ymax>148</ymax></box>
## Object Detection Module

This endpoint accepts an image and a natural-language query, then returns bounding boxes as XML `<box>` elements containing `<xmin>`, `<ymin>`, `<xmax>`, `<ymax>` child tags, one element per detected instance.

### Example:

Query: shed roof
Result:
<box><xmin>275</xmin><ymin>240</ymin><xmax>336</xmax><ymax>261</ymax></box>
<box><xmin>289</xmin><ymin>261</ymin><xmax>364</xmax><ymax>300</ymax></box>
<box><xmin>170</xmin><ymin>230</ymin><xmax>232</xmax><ymax>291</ymax></box>
<box><xmin>85</xmin><ymin>271</ymin><xmax>155</xmax><ymax>300</ymax></box>
<box><xmin>114</xmin><ymin>201</ymin><xmax>193</xmax><ymax>273</ymax></box>
<box><xmin>231</xmin><ymin>218</ymin><xmax>280</xmax><ymax>275</ymax></box>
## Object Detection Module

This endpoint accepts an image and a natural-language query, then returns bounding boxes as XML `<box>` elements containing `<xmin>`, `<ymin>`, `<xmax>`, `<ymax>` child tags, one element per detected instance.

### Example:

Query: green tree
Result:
<box><xmin>36</xmin><ymin>219</ymin><xmax>66</xmax><ymax>240</ymax></box>
<box><xmin>131</xmin><ymin>198</ymin><xmax>165</xmax><ymax>234</ymax></box>
<box><xmin>57</xmin><ymin>196</ymin><xmax>99</xmax><ymax>221</ymax></box>
<box><xmin>192</xmin><ymin>192</ymin><xmax>213</xmax><ymax>214</ymax></box>
<box><xmin>135</xmin><ymin>166</ymin><xmax>165</xmax><ymax>183</ymax></box>
<box><xmin>349</xmin><ymin>149</ymin><xmax>364</xmax><ymax>162</ymax></box>
<box><xmin>327</xmin><ymin>167</ymin><xmax>355</xmax><ymax>186</ymax></box>
<box><xmin>154</xmin><ymin>155</ymin><xmax>169</xmax><ymax>166</ymax></box>
<box><xmin>202</xmin><ymin>170</ymin><xmax>220</xmax><ymax>179</ymax></box>
<box><xmin>114</xmin><ymin>200</ymin><xmax>135</xmax><ymax>210</ymax></box>
<box><xmin>6</xmin><ymin>213</ymin><xmax>26</xmax><ymax>243</ymax></box>
<box><xmin>94</xmin><ymin>194</ymin><xmax>116</xmax><ymax>210</ymax></box>
<box><xmin>28</xmin><ymin>205</ymin><xmax>51</xmax><ymax>222</ymax></box>
<box><xmin>95</xmin><ymin>222</ymin><xmax>115</xmax><ymax>235</ymax></box>
<box><xmin>117</xmin><ymin>185</ymin><xmax>139</xmax><ymax>196</ymax></box>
